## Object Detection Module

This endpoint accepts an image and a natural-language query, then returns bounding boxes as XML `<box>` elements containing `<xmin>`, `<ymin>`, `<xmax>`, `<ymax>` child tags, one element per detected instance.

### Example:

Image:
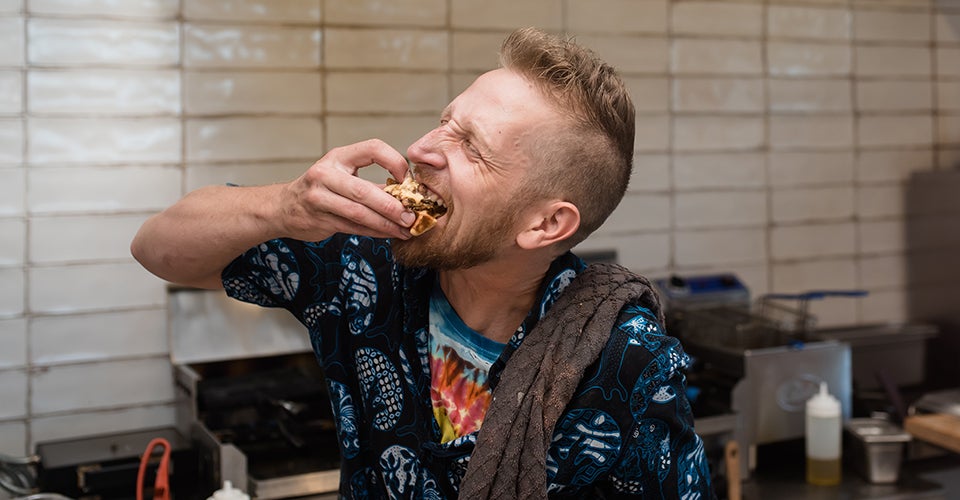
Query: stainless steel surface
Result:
<box><xmin>911</xmin><ymin>388</ymin><xmax>960</xmax><ymax>417</ymax></box>
<box><xmin>846</xmin><ymin>418</ymin><xmax>912</xmax><ymax>484</ymax></box>
<box><xmin>817</xmin><ymin>323</ymin><xmax>939</xmax><ymax>390</ymax></box>
<box><xmin>251</xmin><ymin>469</ymin><xmax>340</xmax><ymax>499</ymax></box>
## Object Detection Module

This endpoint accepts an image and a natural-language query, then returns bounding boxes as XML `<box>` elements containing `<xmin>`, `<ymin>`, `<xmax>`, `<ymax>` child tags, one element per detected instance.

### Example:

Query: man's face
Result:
<box><xmin>392</xmin><ymin>69</ymin><xmax>560</xmax><ymax>269</ymax></box>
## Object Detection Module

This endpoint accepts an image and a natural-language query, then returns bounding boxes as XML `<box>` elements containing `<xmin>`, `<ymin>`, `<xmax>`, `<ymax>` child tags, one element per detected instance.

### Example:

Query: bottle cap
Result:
<box><xmin>806</xmin><ymin>381</ymin><xmax>840</xmax><ymax>417</ymax></box>
<box><xmin>208</xmin><ymin>480</ymin><xmax>250</xmax><ymax>500</ymax></box>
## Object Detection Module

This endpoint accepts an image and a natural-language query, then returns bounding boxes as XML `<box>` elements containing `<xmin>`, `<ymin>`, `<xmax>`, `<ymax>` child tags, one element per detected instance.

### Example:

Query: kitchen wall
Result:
<box><xmin>0</xmin><ymin>0</ymin><xmax>957</xmax><ymax>456</ymax></box>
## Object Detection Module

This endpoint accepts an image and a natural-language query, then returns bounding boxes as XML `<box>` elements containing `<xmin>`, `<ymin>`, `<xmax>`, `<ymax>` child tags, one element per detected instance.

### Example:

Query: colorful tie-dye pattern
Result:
<box><xmin>428</xmin><ymin>285</ymin><xmax>505</xmax><ymax>442</ymax></box>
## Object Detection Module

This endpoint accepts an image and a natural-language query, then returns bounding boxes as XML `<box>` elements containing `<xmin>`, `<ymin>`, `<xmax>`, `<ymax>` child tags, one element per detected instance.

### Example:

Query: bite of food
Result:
<box><xmin>383</xmin><ymin>173</ymin><xmax>447</xmax><ymax>236</ymax></box>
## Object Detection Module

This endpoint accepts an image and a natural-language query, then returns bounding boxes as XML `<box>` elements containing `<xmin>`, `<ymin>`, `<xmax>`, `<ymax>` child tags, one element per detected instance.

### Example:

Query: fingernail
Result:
<box><xmin>401</xmin><ymin>211</ymin><xmax>416</xmax><ymax>226</ymax></box>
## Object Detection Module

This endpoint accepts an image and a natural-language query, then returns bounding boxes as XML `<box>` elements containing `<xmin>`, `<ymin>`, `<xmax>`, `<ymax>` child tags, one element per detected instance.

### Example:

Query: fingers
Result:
<box><xmin>333</xmin><ymin>139</ymin><xmax>410</xmax><ymax>182</ymax></box>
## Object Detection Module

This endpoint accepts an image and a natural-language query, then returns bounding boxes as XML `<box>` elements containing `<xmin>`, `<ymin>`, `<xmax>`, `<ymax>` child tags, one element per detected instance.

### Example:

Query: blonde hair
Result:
<box><xmin>499</xmin><ymin>27</ymin><xmax>635</xmax><ymax>247</ymax></box>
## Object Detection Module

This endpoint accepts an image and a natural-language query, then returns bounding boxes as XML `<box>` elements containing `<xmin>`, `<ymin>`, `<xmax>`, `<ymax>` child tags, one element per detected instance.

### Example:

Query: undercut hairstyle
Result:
<box><xmin>499</xmin><ymin>27</ymin><xmax>635</xmax><ymax>248</ymax></box>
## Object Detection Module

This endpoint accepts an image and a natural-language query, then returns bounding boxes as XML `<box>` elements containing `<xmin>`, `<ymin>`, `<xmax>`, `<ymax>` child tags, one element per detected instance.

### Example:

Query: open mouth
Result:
<box><xmin>383</xmin><ymin>173</ymin><xmax>448</xmax><ymax>235</ymax></box>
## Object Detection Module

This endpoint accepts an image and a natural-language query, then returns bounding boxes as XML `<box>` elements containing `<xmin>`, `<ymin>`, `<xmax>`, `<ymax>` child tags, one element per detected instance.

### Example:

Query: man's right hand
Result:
<box><xmin>277</xmin><ymin>139</ymin><xmax>416</xmax><ymax>242</ymax></box>
<box><xmin>131</xmin><ymin>139</ymin><xmax>416</xmax><ymax>289</ymax></box>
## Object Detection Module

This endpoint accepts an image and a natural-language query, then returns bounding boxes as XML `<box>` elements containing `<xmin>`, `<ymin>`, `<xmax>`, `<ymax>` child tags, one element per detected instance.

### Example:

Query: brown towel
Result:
<box><xmin>458</xmin><ymin>263</ymin><xmax>664</xmax><ymax>499</ymax></box>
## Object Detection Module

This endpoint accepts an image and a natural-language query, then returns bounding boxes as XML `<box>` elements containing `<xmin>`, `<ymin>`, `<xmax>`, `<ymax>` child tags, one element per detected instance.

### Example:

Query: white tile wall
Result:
<box><xmin>31</xmin><ymin>357</ymin><xmax>174</xmax><ymax>414</ymax></box>
<box><xmin>2</xmin><ymin>0</ymin><xmax>954</xmax><ymax>450</ymax></box>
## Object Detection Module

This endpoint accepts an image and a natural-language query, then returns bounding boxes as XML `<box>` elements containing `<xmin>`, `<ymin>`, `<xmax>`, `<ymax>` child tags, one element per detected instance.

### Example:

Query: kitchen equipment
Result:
<box><xmin>904</xmin><ymin>388</ymin><xmax>960</xmax><ymax>458</ymax></box>
<box><xmin>35</xmin><ymin>427</ymin><xmax>200</xmax><ymax>499</ymax></box>
<box><xmin>845</xmin><ymin>418</ymin><xmax>912</xmax><ymax>483</ymax></box>
<box><xmin>817</xmin><ymin>323</ymin><xmax>939</xmax><ymax>391</ymax></box>
<box><xmin>169</xmin><ymin>288</ymin><xmax>340</xmax><ymax>499</ymax></box>
<box><xmin>656</xmin><ymin>273</ymin><xmax>853</xmax><ymax>479</ymax></box>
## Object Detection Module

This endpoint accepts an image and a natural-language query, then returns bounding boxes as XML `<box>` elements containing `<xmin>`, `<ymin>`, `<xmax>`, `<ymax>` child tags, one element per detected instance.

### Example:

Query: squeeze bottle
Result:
<box><xmin>805</xmin><ymin>381</ymin><xmax>842</xmax><ymax>486</ymax></box>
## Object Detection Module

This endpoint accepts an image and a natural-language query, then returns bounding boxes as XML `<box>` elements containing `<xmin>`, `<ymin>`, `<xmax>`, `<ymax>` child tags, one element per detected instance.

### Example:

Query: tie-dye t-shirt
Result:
<box><xmin>428</xmin><ymin>284</ymin><xmax>506</xmax><ymax>443</ymax></box>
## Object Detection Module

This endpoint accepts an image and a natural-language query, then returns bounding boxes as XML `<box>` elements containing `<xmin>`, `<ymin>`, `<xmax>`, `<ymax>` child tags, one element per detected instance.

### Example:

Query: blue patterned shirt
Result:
<box><xmin>222</xmin><ymin>234</ymin><xmax>712</xmax><ymax>499</ymax></box>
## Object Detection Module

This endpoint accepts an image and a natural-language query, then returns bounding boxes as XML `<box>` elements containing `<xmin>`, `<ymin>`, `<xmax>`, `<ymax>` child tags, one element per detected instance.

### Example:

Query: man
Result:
<box><xmin>133</xmin><ymin>28</ymin><xmax>712</xmax><ymax>499</ymax></box>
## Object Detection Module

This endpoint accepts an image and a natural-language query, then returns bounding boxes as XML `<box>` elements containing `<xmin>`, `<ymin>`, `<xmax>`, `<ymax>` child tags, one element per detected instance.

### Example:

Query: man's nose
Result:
<box><xmin>406</xmin><ymin>128</ymin><xmax>446</xmax><ymax>170</ymax></box>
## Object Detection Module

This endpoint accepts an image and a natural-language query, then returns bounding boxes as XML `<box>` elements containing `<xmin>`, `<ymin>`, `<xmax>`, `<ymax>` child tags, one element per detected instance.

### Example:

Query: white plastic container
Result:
<box><xmin>208</xmin><ymin>480</ymin><xmax>250</xmax><ymax>500</ymax></box>
<box><xmin>806</xmin><ymin>381</ymin><xmax>842</xmax><ymax>486</ymax></box>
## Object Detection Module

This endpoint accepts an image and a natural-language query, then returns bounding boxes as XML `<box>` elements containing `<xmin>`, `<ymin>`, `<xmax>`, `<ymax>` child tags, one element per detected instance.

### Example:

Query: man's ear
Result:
<box><xmin>516</xmin><ymin>201</ymin><xmax>580</xmax><ymax>250</ymax></box>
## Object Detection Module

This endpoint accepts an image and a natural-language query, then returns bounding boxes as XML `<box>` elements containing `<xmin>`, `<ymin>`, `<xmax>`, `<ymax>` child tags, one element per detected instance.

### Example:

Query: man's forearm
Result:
<box><xmin>131</xmin><ymin>183</ymin><xmax>287</xmax><ymax>289</ymax></box>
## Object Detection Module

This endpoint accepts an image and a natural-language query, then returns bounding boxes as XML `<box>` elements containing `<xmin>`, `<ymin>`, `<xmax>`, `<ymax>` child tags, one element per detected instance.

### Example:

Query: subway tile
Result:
<box><xmin>673</xmin><ymin>116</ymin><xmax>764</xmax><ymax>152</ymax></box>
<box><xmin>450</xmin><ymin>0</ymin><xmax>562</xmax><ymax>30</ymax></box>
<box><xmin>856</xmin><ymin>149</ymin><xmax>935</xmax><ymax>183</ymax></box>
<box><xmin>325</xmin><ymin>28</ymin><xmax>447</xmax><ymax>70</ymax></box>
<box><xmin>184</xmin><ymin>0</ymin><xmax>320</xmax><ymax>23</ymax></box>
<box><xmin>767</xmin><ymin>42</ymin><xmax>851</xmax><ymax>76</ymax></box>
<box><xmin>854</xmin><ymin>9</ymin><xmax>931</xmax><ymax>43</ymax></box>
<box><xmin>29</xmin><ymin>262</ymin><xmax>166</xmax><ymax>314</ymax></box>
<box><xmin>856</xmin><ymin>46</ymin><xmax>931</xmax><ymax>77</ymax></box>
<box><xmin>326</xmin><ymin>72</ymin><xmax>447</xmax><ymax>113</ymax></box>
<box><xmin>939</xmin><ymin>81</ymin><xmax>960</xmax><ymax>111</ymax></box>
<box><xmin>30</xmin><ymin>214</ymin><xmax>149</xmax><ymax>264</ymax></box>
<box><xmin>30</xmin><ymin>403</ymin><xmax>175</xmax><ymax>450</ymax></box>
<box><xmin>451</xmin><ymin>32</ymin><xmax>508</xmax><ymax>72</ymax></box>
<box><xmin>31</xmin><ymin>0</ymin><xmax>177</xmax><ymax>18</ymax></box>
<box><xmin>858</xmin><ymin>219</ymin><xmax>906</xmax><ymax>254</ymax></box>
<box><xmin>768</xmin><ymin>0</ymin><xmax>847</xmax><ymax>5</ymax></box>
<box><xmin>0</xmin><ymin>168</ymin><xmax>24</xmax><ymax>216</ymax></box>
<box><xmin>634</xmin><ymin>114</ymin><xmax>670</xmax><ymax>153</ymax></box>
<box><xmin>0</xmin><ymin>18</ymin><xmax>24</xmax><ymax>67</ymax></box>
<box><xmin>768</xmin><ymin>5</ymin><xmax>851</xmax><ymax>40</ymax></box>
<box><xmin>672</xmin><ymin>77</ymin><xmax>764</xmax><ymax>113</ymax></box>
<box><xmin>185</xmin><ymin>24</ymin><xmax>320</xmax><ymax>69</ymax></box>
<box><xmin>769</xmin><ymin>151</ymin><xmax>855</xmax><ymax>187</ymax></box>
<box><xmin>575</xmin><ymin>232</ymin><xmax>671</xmax><ymax>272</ymax></box>
<box><xmin>0</xmin><ymin>421</ymin><xmax>26</xmax><ymax>456</ymax></box>
<box><xmin>326</xmin><ymin>115</ymin><xmax>437</xmax><ymax>155</ymax></box>
<box><xmin>852</xmin><ymin>0</ymin><xmax>933</xmax><ymax>8</ymax></box>
<box><xmin>771</xmin><ymin>186</ymin><xmax>855</xmax><ymax>223</ymax></box>
<box><xmin>28</xmin><ymin>166</ymin><xmax>181</xmax><ymax>214</ymax></box>
<box><xmin>28</xmin><ymin>19</ymin><xmax>178</xmax><ymax>67</ymax></box>
<box><xmin>859</xmin><ymin>254</ymin><xmax>907</xmax><ymax>289</ymax></box>
<box><xmin>938</xmin><ymin>148</ymin><xmax>960</xmax><ymax>169</ymax></box>
<box><xmin>0</xmin><ymin>218</ymin><xmax>24</xmax><ymax>266</ymax></box>
<box><xmin>671</xmin><ymin>1</ymin><xmax>762</xmax><ymax>37</ymax></box>
<box><xmin>578</xmin><ymin>35</ymin><xmax>669</xmax><ymax>74</ymax></box>
<box><xmin>567</xmin><ymin>0</ymin><xmax>667</xmax><ymax>34</ymax></box>
<box><xmin>674</xmin><ymin>190</ymin><xmax>767</xmax><ymax>229</ymax></box>
<box><xmin>326</xmin><ymin>0</ymin><xmax>444</xmax><ymax>26</ymax></box>
<box><xmin>857</xmin><ymin>81</ymin><xmax>932</xmax><ymax>112</ymax></box>
<box><xmin>858</xmin><ymin>289</ymin><xmax>907</xmax><ymax>324</ymax></box>
<box><xmin>672</xmin><ymin>39</ymin><xmax>763</xmax><ymax>75</ymax></box>
<box><xmin>771</xmin><ymin>258</ymin><xmax>857</xmax><ymax>295</ymax></box>
<box><xmin>28</xmin><ymin>117</ymin><xmax>180</xmax><ymax>165</ymax></box>
<box><xmin>600</xmin><ymin>193</ymin><xmax>670</xmax><ymax>233</ymax></box>
<box><xmin>31</xmin><ymin>309</ymin><xmax>167</xmax><ymax>365</ymax></box>
<box><xmin>769</xmin><ymin>115</ymin><xmax>854</xmax><ymax>150</ymax></box>
<box><xmin>0</xmin><ymin>0</ymin><xmax>21</xmax><ymax>14</ymax></box>
<box><xmin>809</xmin><ymin>294</ymin><xmax>860</xmax><ymax>327</ymax></box>
<box><xmin>939</xmin><ymin>115</ymin><xmax>960</xmax><ymax>145</ymax></box>
<box><xmin>184</xmin><ymin>71</ymin><xmax>322</xmax><ymax>115</ymax></box>
<box><xmin>858</xmin><ymin>115</ymin><xmax>934</xmax><ymax>148</ymax></box>
<box><xmin>628</xmin><ymin>153</ymin><xmax>670</xmax><ymax>193</ymax></box>
<box><xmin>0</xmin><ymin>369</ymin><xmax>26</xmax><ymax>419</ymax></box>
<box><xmin>770</xmin><ymin>222</ymin><xmax>856</xmax><ymax>260</ymax></box>
<box><xmin>675</xmin><ymin>228</ymin><xmax>767</xmax><ymax>267</ymax></box>
<box><xmin>938</xmin><ymin>47</ymin><xmax>960</xmax><ymax>78</ymax></box>
<box><xmin>858</xmin><ymin>184</ymin><xmax>905</xmax><ymax>219</ymax></box>
<box><xmin>29</xmin><ymin>69</ymin><xmax>180</xmax><ymax>116</ymax></box>
<box><xmin>186</xmin><ymin>162</ymin><xmax>307</xmax><ymax>191</ymax></box>
<box><xmin>935</xmin><ymin>12</ymin><xmax>960</xmax><ymax>44</ymax></box>
<box><xmin>624</xmin><ymin>76</ymin><xmax>669</xmax><ymax>113</ymax></box>
<box><xmin>768</xmin><ymin>78</ymin><xmax>851</xmax><ymax>112</ymax></box>
<box><xmin>0</xmin><ymin>118</ymin><xmax>23</xmax><ymax>164</ymax></box>
<box><xmin>0</xmin><ymin>317</ymin><xmax>26</xmax><ymax>369</ymax></box>
<box><xmin>673</xmin><ymin>152</ymin><xmax>767</xmax><ymax>190</ymax></box>
<box><xmin>186</xmin><ymin>117</ymin><xmax>323</xmax><ymax>162</ymax></box>
<box><xmin>0</xmin><ymin>71</ymin><xmax>22</xmax><ymax>114</ymax></box>
<box><xmin>0</xmin><ymin>267</ymin><xmax>24</xmax><ymax>317</ymax></box>
<box><xmin>31</xmin><ymin>357</ymin><xmax>174</xmax><ymax>414</ymax></box>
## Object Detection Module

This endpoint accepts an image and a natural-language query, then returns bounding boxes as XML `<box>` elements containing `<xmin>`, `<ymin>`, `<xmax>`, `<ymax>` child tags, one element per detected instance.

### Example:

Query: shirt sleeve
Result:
<box><xmin>546</xmin><ymin>304</ymin><xmax>715</xmax><ymax>499</ymax></box>
<box><xmin>602</xmin><ymin>305</ymin><xmax>714</xmax><ymax>499</ymax></box>
<box><xmin>221</xmin><ymin>238</ymin><xmax>310</xmax><ymax>308</ymax></box>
